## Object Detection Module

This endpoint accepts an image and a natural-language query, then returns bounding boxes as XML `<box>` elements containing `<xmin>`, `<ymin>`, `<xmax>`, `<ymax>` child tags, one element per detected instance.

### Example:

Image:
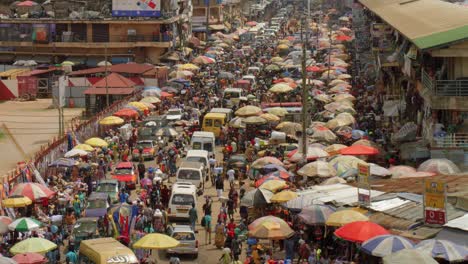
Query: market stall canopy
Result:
<box><xmin>240</xmin><ymin>188</ymin><xmax>273</xmax><ymax>207</ymax></box>
<box><xmin>12</xmin><ymin>253</ymin><xmax>47</xmax><ymax>264</ymax></box>
<box><xmin>297</xmin><ymin>205</ymin><xmax>336</xmax><ymax>225</ymax></box>
<box><xmin>326</xmin><ymin>209</ymin><xmax>369</xmax><ymax>227</ymax></box>
<box><xmin>133</xmin><ymin>233</ymin><xmax>180</xmax><ymax>249</ymax></box>
<box><xmin>383</xmin><ymin>249</ymin><xmax>438</xmax><ymax>264</ymax></box>
<box><xmin>64</xmin><ymin>149</ymin><xmax>88</xmax><ymax>158</ymax></box>
<box><xmin>10</xmin><ymin>238</ymin><xmax>57</xmax><ymax>255</ymax></box>
<box><xmin>252</xmin><ymin>156</ymin><xmax>284</xmax><ymax>169</ymax></box>
<box><xmin>248</xmin><ymin>216</ymin><xmax>294</xmax><ymax>239</ymax></box>
<box><xmin>83</xmin><ymin>73</ymin><xmax>135</xmax><ymax>95</ymax></box>
<box><xmin>99</xmin><ymin>116</ymin><xmax>125</xmax><ymax>126</ymax></box>
<box><xmin>417</xmin><ymin>158</ymin><xmax>461</xmax><ymax>175</ymax></box>
<box><xmin>270</xmin><ymin>190</ymin><xmax>298</xmax><ymax>203</ymax></box>
<box><xmin>260</xmin><ymin>180</ymin><xmax>288</xmax><ymax>192</ymax></box>
<box><xmin>10</xmin><ymin>183</ymin><xmax>55</xmax><ymax>201</ymax></box>
<box><xmin>414</xmin><ymin>239</ymin><xmax>468</xmax><ymax>262</ymax></box>
<box><xmin>235</xmin><ymin>105</ymin><xmax>262</xmax><ymax>117</ymax></box>
<box><xmin>2</xmin><ymin>196</ymin><xmax>32</xmax><ymax>208</ymax></box>
<box><xmin>8</xmin><ymin>218</ymin><xmax>42</xmax><ymax>232</ymax></box>
<box><xmin>85</xmin><ymin>137</ymin><xmax>109</xmax><ymax>148</ymax></box>
<box><xmin>140</xmin><ymin>96</ymin><xmax>161</xmax><ymax>104</ymax></box>
<box><xmin>362</xmin><ymin>235</ymin><xmax>414</xmax><ymax>257</ymax></box>
<box><xmin>297</xmin><ymin>161</ymin><xmax>336</xmax><ymax>178</ymax></box>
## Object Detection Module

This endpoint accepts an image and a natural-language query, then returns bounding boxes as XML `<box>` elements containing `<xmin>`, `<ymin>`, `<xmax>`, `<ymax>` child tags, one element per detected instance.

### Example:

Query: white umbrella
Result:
<box><xmin>64</xmin><ymin>149</ymin><xmax>88</xmax><ymax>158</ymax></box>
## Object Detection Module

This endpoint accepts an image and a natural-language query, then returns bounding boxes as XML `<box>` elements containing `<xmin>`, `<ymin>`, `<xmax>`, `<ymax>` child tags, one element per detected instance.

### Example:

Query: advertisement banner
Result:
<box><xmin>357</xmin><ymin>163</ymin><xmax>371</xmax><ymax>206</ymax></box>
<box><xmin>112</xmin><ymin>0</ymin><xmax>161</xmax><ymax>17</ymax></box>
<box><xmin>424</xmin><ymin>179</ymin><xmax>446</xmax><ymax>225</ymax></box>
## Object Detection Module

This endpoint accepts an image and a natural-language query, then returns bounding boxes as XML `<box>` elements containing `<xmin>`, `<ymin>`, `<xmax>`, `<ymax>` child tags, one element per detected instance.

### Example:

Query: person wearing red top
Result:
<box><xmin>227</xmin><ymin>218</ymin><xmax>236</xmax><ymax>233</ymax></box>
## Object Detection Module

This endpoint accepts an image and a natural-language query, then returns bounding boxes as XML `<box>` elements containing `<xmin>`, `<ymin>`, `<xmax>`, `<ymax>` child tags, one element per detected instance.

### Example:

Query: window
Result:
<box><xmin>172</xmin><ymin>232</ymin><xmax>195</xmax><ymax>240</ymax></box>
<box><xmin>172</xmin><ymin>194</ymin><xmax>195</xmax><ymax>205</ymax></box>
<box><xmin>192</xmin><ymin>142</ymin><xmax>202</xmax><ymax>149</ymax></box>
<box><xmin>178</xmin><ymin>170</ymin><xmax>201</xmax><ymax>181</ymax></box>
<box><xmin>214</xmin><ymin>119</ymin><xmax>222</xmax><ymax>127</ymax></box>
<box><xmin>205</xmin><ymin>119</ymin><xmax>213</xmax><ymax>127</ymax></box>
<box><xmin>203</xmin><ymin>142</ymin><xmax>213</xmax><ymax>152</ymax></box>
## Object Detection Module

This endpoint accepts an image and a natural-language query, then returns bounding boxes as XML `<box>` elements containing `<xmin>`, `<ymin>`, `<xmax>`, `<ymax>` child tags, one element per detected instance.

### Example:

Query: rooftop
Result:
<box><xmin>69</xmin><ymin>63</ymin><xmax>154</xmax><ymax>76</ymax></box>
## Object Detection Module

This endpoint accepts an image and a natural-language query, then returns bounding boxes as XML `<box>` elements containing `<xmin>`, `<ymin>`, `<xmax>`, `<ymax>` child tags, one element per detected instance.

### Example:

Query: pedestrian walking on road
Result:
<box><xmin>215</xmin><ymin>175</ymin><xmax>224</xmax><ymax>198</ymax></box>
<box><xmin>189</xmin><ymin>203</ymin><xmax>198</xmax><ymax>232</ymax></box>
<box><xmin>203</xmin><ymin>213</ymin><xmax>212</xmax><ymax>245</ymax></box>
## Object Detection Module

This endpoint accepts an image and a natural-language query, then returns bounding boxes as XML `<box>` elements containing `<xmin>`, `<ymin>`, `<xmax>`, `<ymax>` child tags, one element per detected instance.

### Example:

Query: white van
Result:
<box><xmin>167</xmin><ymin>182</ymin><xmax>197</xmax><ymax>220</ymax></box>
<box><xmin>223</xmin><ymin>88</ymin><xmax>245</xmax><ymax>108</ymax></box>
<box><xmin>176</xmin><ymin>161</ymin><xmax>205</xmax><ymax>192</ymax></box>
<box><xmin>191</xmin><ymin>131</ymin><xmax>216</xmax><ymax>155</ymax></box>
<box><xmin>186</xmin><ymin>150</ymin><xmax>210</xmax><ymax>176</ymax></box>
<box><xmin>242</xmin><ymin>75</ymin><xmax>257</xmax><ymax>90</ymax></box>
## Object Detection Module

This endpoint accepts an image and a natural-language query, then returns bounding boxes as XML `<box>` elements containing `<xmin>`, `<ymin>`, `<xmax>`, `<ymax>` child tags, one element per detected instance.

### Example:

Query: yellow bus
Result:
<box><xmin>202</xmin><ymin>112</ymin><xmax>226</xmax><ymax>136</ymax></box>
<box><xmin>79</xmin><ymin>238</ymin><xmax>138</xmax><ymax>264</ymax></box>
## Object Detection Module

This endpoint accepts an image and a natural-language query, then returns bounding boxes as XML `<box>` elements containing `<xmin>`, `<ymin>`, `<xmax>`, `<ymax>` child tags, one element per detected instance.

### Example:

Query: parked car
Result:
<box><xmin>166</xmin><ymin>224</ymin><xmax>199</xmax><ymax>258</ymax></box>
<box><xmin>111</xmin><ymin>162</ymin><xmax>137</xmax><ymax>190</ymax></box>
<box><xmin>83</xmin><ymin>192</ymin><xmax>110</xmax><ymax>218</ymax></box>
<box><xmin>71</xmin><ymin>217</ymin><xmax>100</xmax><ymax>245</ymax></box>
<box><xmin>166</xmin><ymin>108</ymin><xmax>183</xmax><ymax>121</ymax></box>
<box><xmin>96</xmin><ymin>180</ymin><xmax>119</xmax><ymax>204</ymax></box>
<box><xmin>132</xmin><ymin>140</ymin><xmax>157</xmax><ymax>161</ymax></box>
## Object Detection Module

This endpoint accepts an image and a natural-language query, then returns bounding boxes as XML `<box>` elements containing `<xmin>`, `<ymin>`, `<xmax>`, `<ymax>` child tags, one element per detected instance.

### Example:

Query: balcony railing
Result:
<box><xmin>421</xmin><ymin>69</ymin><xmax>468</xmax><ymax>96</ymax></box>
<box><xmin>433</xmin><ymin>133</ymin><xmax>468</xmax><ymax>148</ymax></box>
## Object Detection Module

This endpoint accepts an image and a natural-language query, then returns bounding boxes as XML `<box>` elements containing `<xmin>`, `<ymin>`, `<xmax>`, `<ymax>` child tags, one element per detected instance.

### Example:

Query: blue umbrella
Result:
<box><xmin>48</xmin><ymin>158</ymin><xmax>77</xmax><ymax>167</ymax></box>
<box><xmin>352</xmin><ymin>129</ymin><xmax>366</xmax><ymax>140</ymax></box>
<box><xmin>362</xmin><ymin>235</ymin><xmax>414</xmax><ymax>257</ymax></box>
<box><xmin>415</xmin><ymin>239</ymin><xmax>468</xmax><ymax>262</ymax></box>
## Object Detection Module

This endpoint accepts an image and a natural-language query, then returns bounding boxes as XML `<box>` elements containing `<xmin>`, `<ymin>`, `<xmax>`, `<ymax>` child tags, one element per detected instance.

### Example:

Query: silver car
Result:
<box><xmin>166</xmin><ymin>225</ymin><xmax>198</xmax><ymax>258</ymax></box>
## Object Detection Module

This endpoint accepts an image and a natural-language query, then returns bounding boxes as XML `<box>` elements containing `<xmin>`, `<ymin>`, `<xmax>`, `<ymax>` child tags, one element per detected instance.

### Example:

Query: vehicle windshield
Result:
<box><xmin>96</xmin><ymin>183</ymin><xmax>117</xmax><ymax>193</ymax></box>
<box><xmin>186</xmin><ymin>157</ymin><xmax>207</xmax><ymax>166</ymax></box>
<box><xmin>178</xmin><ymin>170</ymin><xmax>201</xmax><ymax>181</ymax></box>
<box><xmin>114</xmin><ymin>168</ymin><xmax>132</xmax><ymax>175</ymax></box>
<box><xmin>168</xmin><ymin>110</ymin><xmax>182</xmax><ymax>115</ymax></box>
<box><xmin>137</xmin><ymin>142</ymin><xmax>153</xmax><ymax>148</ymax></box>
<box><xmin>172</xmin><ymin>232</ymin><xmax>195</xmax><ymax>240</ymax></box>
<box><xmin>87</xmin><ymin>199</ymin><xmax>107</xmax><ymax>209</ymax></box>
<box><xmin>203</xmin><ymin>142</ymin><xmax>213</xmax><ymax>152</ymax></box>
<box><xmin>224</xmin><ymin>91</ymin><xmax>241</xmax><ymax>99</ymax></box>
<box><xmin>192</xmin><ymin>142</ymin><xmax>202</xmax><ymax>150</ymax></box>
<box><xmin>74</xmin><ymin>221</ymin><xmax>97</xmax><ymax>234</ymax></box>
<box><xmin>139</xmin><ymin>129</ymin><xmax>152</xmax><ymax>136</ymax></box>
<box><xmin>171</xmin><ymin>194</ymin><xmax>194</xmax><ymax>205</ymax></box>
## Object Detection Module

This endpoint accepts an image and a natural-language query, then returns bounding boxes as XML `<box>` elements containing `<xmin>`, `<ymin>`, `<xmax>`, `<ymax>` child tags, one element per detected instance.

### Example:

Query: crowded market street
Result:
<box><xmin>0</xmin><ymin>0</ymin><xmax>467</xmax><ymax>264</ymax></box>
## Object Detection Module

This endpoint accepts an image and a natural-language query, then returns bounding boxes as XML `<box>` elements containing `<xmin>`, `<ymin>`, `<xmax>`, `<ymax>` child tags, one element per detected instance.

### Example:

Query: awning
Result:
<box><xmin>83</xmin><ymin>87</ymin><xmax>135</xmax><ymax>95</ymax></box>
<box><xmin>0</xmin><ymin>55</ymin><xmax>14</xmax><ymax>63</ymax></box>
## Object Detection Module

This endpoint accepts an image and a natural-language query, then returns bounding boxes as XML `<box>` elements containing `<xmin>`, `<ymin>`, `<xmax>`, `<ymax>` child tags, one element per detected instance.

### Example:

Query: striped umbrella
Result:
<box><xmin>297</xmin><ymin>205</ymin><xmax>336</xmax><ymax>225</ymax></box>
<box><xmin>8</xmin><ymin>218</ymin><xmax>42</xmax><ymax>232</ymax></box>
<box><xmin>415</xmin><ymin>239</ymin><xmax>468</xmax><ymax>262</ymax></box>
<box><xmin>10</xmin><ymin>183</ymin><xmax>55</xmax><ymax>201</ymax></box>
<box><xmin>362</xmin><ymin>235</ymin><xmax>414</xmax><ymax>257</ymax></box>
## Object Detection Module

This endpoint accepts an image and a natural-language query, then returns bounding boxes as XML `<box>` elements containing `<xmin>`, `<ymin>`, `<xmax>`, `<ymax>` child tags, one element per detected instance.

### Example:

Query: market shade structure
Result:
<box><xmin>0</xmin><ymin>216</ymin><xmax>13</xmax><ymax>225</ymax></box>
<box><xmin>128</xmin><ymin>101</ymin><xmax>149</xmax><ymax>111</ymax></box>
<box><xmin>324</xmin><ymin>144</ymin><xmax>347</xmax><ymax>154</ymax></box>
<box><xmin>248</xmin><ymin>216</ymin><xmax>294</xmax><ymax>239</ymax></box>
<box><xmin>270</xmin><ymin>190</ymin><xmax>298</xmax><ymax>203</ymax></box>
<box><xmin>72</xmin><ymin>144</ymin><xmax>94</xmax><ymax>152</ymax></box>
<box><xmin>0</xmin><ymin>256</ymin><xmax>17</xmax><ymax>264</ymax></box>
<box><xmin>83</xmin><ymin>73</ymin><xmax>135</xmax><ymax>95</ymax></box>
<box><xmin>178</xmin><ymin>63</ymin><xmax>200</xmax><ymax>71</ymax></box>
<box><xmin>48</xmin><ymin>158</ymin><xmax>77</xmax><ymax>167</ymax></box>
<box><xmin>235</xmin><ymin>105</ymin><xmax>262</xmax><ymax>116</ymax></box>
<box><xmin>64</xmin><ymin>149</ymin><xmax>88</xmax><ymax>158</ymax></box>
<box><xmin>417</xmin><ymin>158</ymin><xmax>461</xmax><ymax>175</ymax></box>
<box><xmin>297</xmin><ymin>161</ymin><xmax>337</xmax><ymax>178</ymax></box>
<box><xmin>251</xmin><ymin>156</ymin><xmax>283</xmax><ymax>169</ymax></box>
<box><xmin>10</xmin><ymin>183</ymin><xmax>55</xmax><ymax>201</ymax></box>
<box><xmin>113</xmin><ymin>108</ymin><xmax>139</xmax><ymax>118</ymax></box>
<box><xmin>269</xmin><ymin>83</ymin><xmax>294</xmax><ymax>93</ymax></box>
<box><xmin>10</xmin><ymin>238</ymin><xmax>57</xmax><ymax>255</ymax></box>
<box><xmin>255</xmin><ymin>175</ymin><xmax>284</xmax><ymax>187</ymax></box>
<box><xmin>329</xmin><ymin>155</ymin><xmax>368</xmax><ymax>177</ymax></box>
<box><xmin>260</xmin><ymin>180</ymin><xmax>288</xmax><ymax>192</ymax></box>
<box><xmin>334</xmin><ymin>221</ymin><xmax>389</xmax><ymax>243</ymax></box>
<box><xmin>12</xmin><ymin>253</ymin><xmax>47</xmax><ymax>264</ymax></box>
<box><xmin>259</xmin><ymin>113</ymin><xmax>281</xmax><ymax>122</ymax></box>
<box><xmin>140</xmin><ymin>96</ymin><xmax>161</xmax><ymax>104</ymax></box>
<box><xmin>288</xmin><ymin>147</ymin><xmax>329</xmax><ymax>162</ymax></box>
<box><xmin>297</xmin><ymin>205</ymin><xmax>336</xmax><ymax>225</ymax></box>
<box><xmin>362</xmin><ymin>235</ymin><xmax>414</xmax><ymax>257</ymax></box>
<box><xmin>340</xmin><ymin>145</ymin><xmax>379</xmax><ymax>155</ymax></box>
<box><xmin>85</xmin><ymin>137</ymin><xmax>108</xmax><ymax>147</ymax></box>
<box><xmin>133</xmin><ymin>233</ymin><xmax>180</xmax><ymax>249</ymax></box>
<box><xmin>155</xmin><ymin>127</ymin><xmax>178</xmax><ymax>137</ymax></box>
<box><xmin>310</xmin><ymin>126</ymin><xmax>338</xmax><ymax>142</ymax></box>
<box><xmin>99</xmin><ymin>116</ymin><xmax>125</xmax><ymax>126</ymax></box>
<box><xmin>240</xmin><ymin>188</ymin><xmax>274</xmax><ymax>207</ymax></box>
<box><xmin>276</xmin><ymin>121</ymin><xmax>302</xmax><ymax>136</ymax></box>
<box><xmin>383</xmin><ymin>249</ymin><xmax>438</xmax><ymax>264</ymax></box>
<box><xmin>244</xmin><ymin>116</ymin><xmax>268</xmax><ymax>125</ymax></box>
<box><xmin>8</xmin><ymin>218</ymin><xmax>42</xmax><ymax>232</ymax></box>
<box><xmin>326</xmin><ymin>209</ymin><xmax>369</xmax><ymax>227</ymax></box>
<box><xmin>229</xmin><ymin>117</ymin><xmax>245</xmax><ymax>128</ymax></box>
<box><xmin>16</xmin><ymin>1</ymin><xmax>38</xmax><ymax>6</ymax></box>
<box><xmin>2</xmin><ymin>196</ymin><xmax>32</xmax><ymax>208</ymax></box>
<box><xmin>414</xmin><ymin>239</ymin><xmax>468</xmax><ymax>262</ymax></box>
<box><xmin>267</xmin><ymin>107</ymin><xmax>288</xmax><ymax>117</ymax></box>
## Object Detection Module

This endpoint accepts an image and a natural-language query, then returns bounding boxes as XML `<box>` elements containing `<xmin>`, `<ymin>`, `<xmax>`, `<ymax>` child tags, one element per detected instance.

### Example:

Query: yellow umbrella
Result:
<box><xmin>73</xmin><ymin>144</ymin><xmax>94</xmax><ymax>152</ymax></box>
<box><xmin>3</xmin><ymin>196</ymin><xmax>32</xmax><ymax>208</ymax></box>
<box><xmin>85</xmin><ymin>137</ymin><xmax>108</xmax><ymax>148</ymax></box>
<box><xmin>329</xmin><ymin>79</ymin><xmax>348</xmax><ymax>86</ymax></box>
<box><xmin>61</xmin><ymin>61</ymin><xmax>75</xmax><ymax>66</ymax></box>
<box><xmin>326</xmin><ymin>210</ymin><xmax>369</xmax><ymax>227</ymax></box>
<box><xmin>128</xmin><ymin>102</ymin><xmax>149</xmax><ymax>111</ymax></box>
<box><xmin>276</xmin><ymin>121</ymin><xmax>302</xmax><ymax>136</ymax></box>
<box><xmin>235</xmin><ymin>105</ymin><xmax>262</xmax><ymax>117</ymax></box>
<box><xmin>10</xmin><ymin>238</ymin><xmax>57</xmax><ymax>255</ymax></box>
<box><xmin>269</xmin><ymin>83</ymin><xmax>293</xmax><ymax>93</ymax></box>
<box><xmin>178</xmin><ymin>63</ymin><xmax>200</xmax><ymax>71</ymax></box>
<box><xmin>140</xmin><ymin>96</ymin><xmax>161</xmax><ymax>104</ymax></box>
<box><xmin>270</xmin><ymin>190</ymin><xmax>298</xmax><ymax>203</ymax></box>
<box><xmin>277</xmin><ymin>44</ymin><xmax>289</xmax><ymax>50</ymax></box>
<box><xmin>99</xmin><ymin>116</ymin><xmax>124</xmax><ymax>126</ymax></box>
<box><xmin>278</xmin><ymin>39</ymin><xmax>290</xmax><ymax>45</ymax></box>
<box><xmin>334</xmin><ymin>94</ymin><xmax>356</xmax><ymax>102</ymax></box>
<box><xmin>271</xmin><ymin>57</ymin><xmax>284</xmax><ymax>63</ymax></box>
<box><xmin>249</xmin><ymin>221</ymin><xmax>294</xmax><ymax>239</ymax></box>
<box><xmin>260</xmin><ymin>180</ymin><xmax>288</xmax><ymax>192</ymax></box>
<box><xmin>244</xmin><ymin>116</ymin><xmax>268</xmax><ymax>125</ymax></box>
<box><xmin>337</xmin><ymin>74</ymin><xmax>352</xmax><ymax>79</ymax></box>
<box><xmin>133</xmin><ymin>233</ymin><xmax>180</xmax><ymax>249</ymax></box>
<box><xmin>260</xmin><ymin>113</ymin><xmax>281</xmax><ymax>122</ymax></box>
<box><xmin>267</xmin><ymin>107</ymin><xmax>288</xmax><ymax>117</ymax></box>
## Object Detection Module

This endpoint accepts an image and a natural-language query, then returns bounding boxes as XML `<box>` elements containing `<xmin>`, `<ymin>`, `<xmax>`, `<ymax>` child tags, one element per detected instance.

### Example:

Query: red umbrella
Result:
<box><xmin>246</xmin><ymin>21</ymin><xmax>257</xmax><ymax>26</ymax></box>
<box><xmin>334</xmin><ymin>221</ymin><xmax>389</xmax><ymax>243</ymax></box>
<box><xmin>266</xmin><ymin>170</ymin><xmax>291</xmax><ymax>180</ymax></box>
<box><xmin>160</xmin><ymin>91</ymin><xmax>174</xmax><ymax>98</ymax></box>
<box><xmin>306</xmin><ymin>66</ymin><xmax>322</xmax><ymax>72</ymax></box>
<box><xmin>340</xmin><ymin>145</ymin><xmax>379</xmax><ymax>156</ymax></box>
<box><xmin>10</xmin><ymin>183</ymin><xmax>55</xmax><ymax>201</ymax></box>
<box><xmin>336</xmin><ymin>35</ymin><xmax>353</xmax><ymax>42</ymax></box>
<box><xmin>12</xmin><ymin>253</ymin><xmax>47</xmax><ymax>264</ymax></box>
<box><xmin>16</xmin><ymin>1</ymin><xmax>38</xmax><ymax>7</ymax></box>
<box><xmin>113</xmin><ymin>108</ymin><xmax>138</xmax><ymax>118</ymax></box>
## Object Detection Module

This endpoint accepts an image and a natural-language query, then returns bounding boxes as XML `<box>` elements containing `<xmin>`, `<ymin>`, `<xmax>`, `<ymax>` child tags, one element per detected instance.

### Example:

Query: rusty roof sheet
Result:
<box><xmin>369</xmin><ymin>212</ymin><xmax>420</xmax><ymax>231</ymax></box>
<box><xmin>369</xmin><ymin>175</ymin><xmax>468</xmax><ymax>194</ymax></box>
<box><xmin>69</xmin><ymin>63</ymin><xmax>154</xmax><ymax>76</ymax></box>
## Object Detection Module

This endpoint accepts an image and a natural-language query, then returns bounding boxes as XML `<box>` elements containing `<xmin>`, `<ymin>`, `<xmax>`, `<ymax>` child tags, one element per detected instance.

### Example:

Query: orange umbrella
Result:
<box><xmin>340</xmin><ymin>145</ymin><xmax>379</xmax><ymax>155</ymax></box>
<box><xmin>113</xmin><ymin>108</ymin><xmax>138</xmax><ymax>118</ymax></box>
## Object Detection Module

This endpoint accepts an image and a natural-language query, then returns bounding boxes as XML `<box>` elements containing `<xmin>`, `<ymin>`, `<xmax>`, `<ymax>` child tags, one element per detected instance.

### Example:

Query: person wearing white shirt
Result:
<box><xmin>227</xmin><ymin>169</ymin><xmax>235</xmax><ymax>188</ymax></box>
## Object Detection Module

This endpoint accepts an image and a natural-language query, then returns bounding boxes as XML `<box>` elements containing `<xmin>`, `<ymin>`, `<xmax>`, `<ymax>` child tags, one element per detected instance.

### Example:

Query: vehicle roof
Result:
<box><xmin>210</xmin><ymin>108</ymin><xmax>233</xmax><ymax>114</ymax></box>
<box><xmin>99</xmin><ymin>179</ymin><xmax>118</xmax><ymax>184</ymax></box>
<box><xmin>77</xmin><ymin>217</ymin><xmax>100</xmax><ymax>223</ymax></box>
<box><xmin>242</xmin><ymin>75</ymin><xmax>256</xmax><ymax>79</ymax></box>
<box><xmin>248</xmin><ymin>67</ymin><xmax>260</xmax><ymax>70</ymax></box>
<box><xmin>173</xmin><ymin>225</ymin><xmax>194</xmax><ymax>232</ymax></box>
<box><xmin>224</xmin><ymin>88</ymin><xmax>243</xmax><ymax>92</ymax></box>
<box><xmin>179</xmin><ymin>161</ymin><xmax>204</xmax><ymax>169</ymax></box>
<box><xmin>168</xmin><ymin>108</ymin><xmax>182</xmax><ymax>111</ymax></box>
<box><xmin>204</xmin><ymin>112</ymin><xmax>226</xmax><ymax>118</ymax></box>
<box><xmin>192</xmin><ymin>131</ymin><xmax>215</xmax><ymax>137</ymax></box>
<box><xmin>172</xmin><ymin>183</ymin><xmax>197</xmax><ymax>193</ymax></box>
<box><xmin>116</xmin><ymin>162</ymin><xmax>133</xmax><ymax>168</ymax></box>
<box><xmin>137</xmin><ymin>140</ymin><xmax>154</xmax><ymax>143</ymax></box>
<box><xmin>89</xmin><ymin>192</ymin><xmax>109</xmax><ymax>200</ymax></box>
<box><xmin>186</xmin><ymin>150</ymin><xmax>209</xmax><ymax>157</ymax></box>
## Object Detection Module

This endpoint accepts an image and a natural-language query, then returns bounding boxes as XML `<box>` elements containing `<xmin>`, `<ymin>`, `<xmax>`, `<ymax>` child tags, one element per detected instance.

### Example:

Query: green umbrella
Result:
<box><xmin>8</xmin><ymin>217</ymin><xmax>42</xmax><ymax>232</ymax></box>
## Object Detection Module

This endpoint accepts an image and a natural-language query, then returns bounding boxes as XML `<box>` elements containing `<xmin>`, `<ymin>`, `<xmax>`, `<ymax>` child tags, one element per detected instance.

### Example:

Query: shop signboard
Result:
<box><xmin>357</xmin><ymin>163</ymin><xmax>370</xmax><ymax>206</ymax></box>
<box><xmin>112</xmin><ymin>0</ymin><xmax>161</xmax><ymax>17</ymax></box>
<box><xmin>423</xmin><ymin>179</ymin><xmax>446</xmax><ymax>225</ymax></box>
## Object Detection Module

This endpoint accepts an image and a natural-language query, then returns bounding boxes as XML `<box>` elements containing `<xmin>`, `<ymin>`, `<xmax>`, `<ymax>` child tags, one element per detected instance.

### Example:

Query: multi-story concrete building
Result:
<box><xmin>191</xmin><ymin>0</ymin><xmax>224</xmax><ymax>40</ymax></box>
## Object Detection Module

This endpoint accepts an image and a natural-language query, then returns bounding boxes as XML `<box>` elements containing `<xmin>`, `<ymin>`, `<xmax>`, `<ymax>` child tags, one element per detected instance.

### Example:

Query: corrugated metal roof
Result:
<box><xmin>369</xmin><ymin>175</ymin><xmax>468</xmax><ymax>195</ymax></box>
<box><xmin>444</xmin><ymin>214</ymin><xmax>468</xmax><ymax>231</ymax></box>
<box><xmin>370</xmin><ymin>212</ymin><xmax>420</xmax><ymax>231</ymax></box>
<box><xmin>358</xmin><ymin>0</ymin><xmax>468</xmax><ymax>50</ymax></box>
<box><xmin>400</xmin><ymin>226</ymin><xmax>441</xmax><ymax>240</ymax></box>
<box><xmin>435</xmin><ymin>227</ymin><xmax>468</xmax><ymax>247</ymax></box>
<box><xmin>370</xmin><ymin>198</ymin><xmax>412</xmax><ymax>212</ymax></box>
<box><xmin>69</xmin><ymin>63</ymin><xmax>154</xmax><ymax>76</ymax></box>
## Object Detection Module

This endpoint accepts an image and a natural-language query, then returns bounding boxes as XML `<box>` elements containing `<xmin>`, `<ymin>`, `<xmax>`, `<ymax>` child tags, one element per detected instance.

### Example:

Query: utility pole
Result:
<box><xmin>105</xmin><ymin>44</ymin><xmax>109</xmax><ymax>107</ymax></box>
<box><xmin>300</xmin><ymin>16</ymin><xmax>308</xmax><ymax>162</ymax></box>
<box><xmin>206</xmin><ymin>0</ymin><xmax>211</xmax><ymax>41</ymax></box>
